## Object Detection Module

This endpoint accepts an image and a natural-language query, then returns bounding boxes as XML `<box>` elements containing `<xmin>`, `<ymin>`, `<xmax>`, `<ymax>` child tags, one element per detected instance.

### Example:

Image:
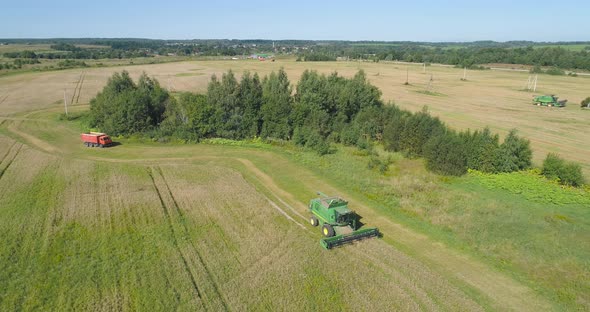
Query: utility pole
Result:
<box><xmin>423</xmin><ymin>63</ymin><xmax>426</xmax><ymax>73</ymax></box>
<box><xmin>533</xmin><ymin>74</ymin><xmax>538</xmax><ymax>92</ymax></box>
<box><xmin>463</xmin><ymin>67</ymin><xmax>467</xmax><ymax>80</ymax></box>
<box><xmin>405</xmin><ymin>66</ymin><xmax>409</xmax><ymax>85</ymax></box>
<box><xmin>526</xmin><ymin>75</ymin><xmax>531</xmax><ymax>91</ymax></box>
<box><xmin>63</xmin><ymin>89</ymin><xmax>68</xmax><ymax>116</ymax></box>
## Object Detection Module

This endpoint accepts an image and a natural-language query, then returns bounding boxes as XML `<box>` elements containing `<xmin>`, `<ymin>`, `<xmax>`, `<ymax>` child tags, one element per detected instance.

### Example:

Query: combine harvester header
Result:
<box><xmin>308</xmin><ymin>192</ymin><xmax>380</xmax><ymax>249</ymax></box>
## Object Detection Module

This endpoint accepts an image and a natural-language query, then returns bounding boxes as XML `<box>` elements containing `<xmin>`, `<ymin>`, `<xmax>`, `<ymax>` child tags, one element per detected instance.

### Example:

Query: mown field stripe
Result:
<box><xmin>146</xmin><ymin>167</ymin><xmax>206</xmax><ymax>310</ymax></box>
<box><xmin>0</xmin><ymin>143</ymin><xmax>22</xmax><ymax>182</ymax></box>
<box><xmin>153</xmin><ymin>166</ymin><xmax>230</xmax><ymax>312</ymax></box>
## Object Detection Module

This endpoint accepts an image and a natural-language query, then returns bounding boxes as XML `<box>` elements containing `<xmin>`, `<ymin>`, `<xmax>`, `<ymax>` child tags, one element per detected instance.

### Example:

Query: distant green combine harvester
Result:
<box><xmin>532</xmin><ymin>95</ymin><xmax>567</xmax><ymax>107</ymax></box>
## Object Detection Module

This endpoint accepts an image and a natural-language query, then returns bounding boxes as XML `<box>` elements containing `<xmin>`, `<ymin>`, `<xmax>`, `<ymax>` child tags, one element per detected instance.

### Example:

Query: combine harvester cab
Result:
<box><xmin>308</xmin><ymin>192</ymin><xmax>379</xmax><ymax>249</ymax></box>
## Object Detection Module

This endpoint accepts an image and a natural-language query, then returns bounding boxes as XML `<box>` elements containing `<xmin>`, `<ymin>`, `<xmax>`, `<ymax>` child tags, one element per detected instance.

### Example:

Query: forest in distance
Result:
<box><xmin>2</xmin><ymin>38</ymin><xmax>590</xmax><ymax>71</ymax></box>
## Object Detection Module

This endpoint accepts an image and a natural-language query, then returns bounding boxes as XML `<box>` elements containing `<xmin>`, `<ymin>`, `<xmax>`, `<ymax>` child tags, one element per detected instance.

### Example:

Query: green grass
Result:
<box><xmin>5</xmin><ymin>109</ymin><xmax>589</xmax><ymax>310</ymax></box>
<box><xmin>1</xmin><ymin>132</ymin><xmax>493</xmax><ymax>310</ymax></box>
<box><xmin>174</xmin><ymin>72</ymin><xmax>204</xmax><ymax>77</ymax></box>
<box><xmin>250</xmin><ymin>144</ymin><xmax>590</xmax><ymax>311</ymax></box>
<box><xmin>3</xmin><ymin>108</ymin><xmax>588</xmax><ymax>310</ymax></box>
<box><xmin>414</xmin><ymin>90</ymin><xmax>447</xmax><ymax>96</ymax></box>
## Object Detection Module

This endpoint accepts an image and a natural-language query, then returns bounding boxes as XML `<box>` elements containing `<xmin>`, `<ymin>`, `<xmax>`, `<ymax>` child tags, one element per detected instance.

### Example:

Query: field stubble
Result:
<box><xmin>0</xmin><ymin>135</ymin><xmax>501</xmax><ymax>310</ymax></box>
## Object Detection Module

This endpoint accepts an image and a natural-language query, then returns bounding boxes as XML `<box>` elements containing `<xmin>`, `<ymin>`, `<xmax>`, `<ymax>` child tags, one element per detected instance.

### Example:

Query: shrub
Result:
<box><xmin>542</xmin><ymin>153</ymin><xmax>585</xmax><ymax>187</ymax></box>
<box><xmin>462</xmin><ymin>127</ymin><xmax>500</xmax><ymax>173</ymax></box>
<box><xmin>561</xmin><ymin>163</ymin><xmax>585</xmax><ymax>187</ymax></box>
<box><xmin>545</xmin><ymin>67</ymin><xmax>565</xmax><ymax>76</ymax></box>
<box><xmin>424</xmin><ymin>131</ymin><xmax>468</xmax><ymax>176</ymax></box>
<box><xmin>530</xmin><ymin>65</ymin><xmax>543</xmax><ymax>74</ymax></box>
<box><xmin>340</xmin><ymin>126</ymin><xmax>360</xmax><ymax>146</ymax></box>
<box><xmin>367</xmin><ymin>156</ymin><xmax>391</xmax><ymax>174</ymax></box>
<box><xmin>305</xmin><ymin>131</ymin><xmax>331</xmax><ymax>155</ymax></box>
<box><xmin>581</xmin><ymin>97</ymin><xmax>590</xmax><ymax>108</ymax></box>
<box><xmin>494</xmin><ymin>129</ymin><xmax>532</xmax><ymax>173</ymax></box>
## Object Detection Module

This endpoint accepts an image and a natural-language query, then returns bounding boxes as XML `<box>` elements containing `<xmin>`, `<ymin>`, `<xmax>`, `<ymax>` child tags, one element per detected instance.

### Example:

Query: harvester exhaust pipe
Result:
<box><xmin>316</xmin><ymin>191</ymin><xmax>329</xmax><ymax>198</ymax></box>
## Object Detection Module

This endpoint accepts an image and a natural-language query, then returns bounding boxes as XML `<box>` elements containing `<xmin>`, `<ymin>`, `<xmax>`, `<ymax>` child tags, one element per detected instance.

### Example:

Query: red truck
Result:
<box><xmin>81</xmin><ymin>132</ymin><xmax>113</xmax><ymax>148</ymax></box>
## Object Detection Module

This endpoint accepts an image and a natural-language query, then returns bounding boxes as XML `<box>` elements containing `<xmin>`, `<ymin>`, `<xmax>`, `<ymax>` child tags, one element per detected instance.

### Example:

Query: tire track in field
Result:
<box><xmin>236</xmin><ymin>158</ymin><xmax>308</xmax><ymax>221</ymax></box>
<box><xmin>70</xmin><ymin>72</ymin><xmax>84</xmax><ymax>105</ymax></box>
<box><xmin>0</xmin><ymin>143</ymin><xmax>23</xmax><ymax>182</ymax></box>
<box><xmin>153</xmin><ymin>166</ymin><xmax>230</xmax><ymax>311</ymax></box>
<box><xmin>147</xmin><ymin>167</ymin><xmax>206</xmax><ymax>310</ymax></box>
<box><xmin>6</xmin><ymin>120</ymin><xmax>58</xmax><ymax>154</ymax></box>
<box><xmin>235</xmin><ymin>156</ymin><xmax>549</xmax><ymax>311</ymax></box>
<box><xmin>263</xmin><ymin>196</ymin><xmax>307</xmax><ymax>230</ymax></box>
<box><xmin>64</xmin><ymin>153</ymin><xmax>551</xmax><ymax>309</ymax></box>
<box><xmin>0</xmin><ymin>94</ymin><xmax>9</xmax><ymax>106</ymax></box>
<box><xmin>69</xmin><ymin>74</ymin><xmax>81</xmax><ymax>105</ymax></box>
<box><xmin>76</xmin><ymin>72</ymin><xmax>85</xmax><ymax>104</ymax></box>
<box><xmin>0</xmin><ymin>141</ymin><xmax>17</xmax><ymax>165</ymax></box>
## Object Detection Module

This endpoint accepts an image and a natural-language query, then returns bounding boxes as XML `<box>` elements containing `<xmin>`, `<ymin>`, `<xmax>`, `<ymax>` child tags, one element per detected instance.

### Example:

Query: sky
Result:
<box><xmin>2</xmin><ymin>0</ymin><xmax>589</xmax><ymax>42</ymax></box>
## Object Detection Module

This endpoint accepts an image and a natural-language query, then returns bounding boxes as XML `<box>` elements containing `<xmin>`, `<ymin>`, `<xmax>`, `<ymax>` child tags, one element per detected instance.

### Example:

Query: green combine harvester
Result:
<box><xmin>309</xmin><ymin>192</ymin><xmax>380</xmax><ymax>249</ymax></box>
<box><xmin>532</xmin><ymin>95</ymin><xmax>567</xmax><ymax>107</ymax></box>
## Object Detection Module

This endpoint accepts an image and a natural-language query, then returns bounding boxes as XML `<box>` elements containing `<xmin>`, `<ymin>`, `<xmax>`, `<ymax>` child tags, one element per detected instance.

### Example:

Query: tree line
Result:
<box><xmin>4</xmin><ymin>38</ymin><xmax>589</xmax><ymax>70</ymax></box>
<box><xmin>303</xmin><ymin>45</ymin><xmax>590</xmax><ymax>71</ymax></box>
<box><xmin>88</xmin><ymin>70</ymin><xmax>584</xmax><ymax>185</ymax></box>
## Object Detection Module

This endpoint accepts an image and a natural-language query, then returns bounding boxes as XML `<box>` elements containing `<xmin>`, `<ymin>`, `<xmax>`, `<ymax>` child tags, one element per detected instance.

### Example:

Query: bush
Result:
<box><xmin>542</xmin><ymin>153</ymin><xmax>585</xmax><ymax>187</ymax></box>
<box><xmin>305</xmin><ymin>131</ymin><xmax>331</xmax><ymax>155</ymax></box>
<box><xmin>545</xmin><ymin>67</ymin><xmax>565</xmax><ymax>76</ymax></box>
<box><xmin>494</xmin><ymin>129</ymin><xmax>532</xmax><ymax>173</ymax></box>
<box><xmin>57</xmin><ymin>59</ymin><xmax>87</xmax><ymax>68</ymax></box>
<box><xmin>542</xmin><ymin>153</ymin><xmax>564</xmax><ymax>180</ymax></box>
<box><xmin>530</xmin><ymin>65</ymin><xmax>543</xmax><ymax>74</ymax></box>
<box><xmin>303</xmin><ymin>53</ymin><xmax>336</xmax><ymax>61</ymax></box>
<box><xmin>462</xmin><ymin>127</ymin><xmax>500</xmax><ymax>173</ymax></box>
<box><xmin>424</xmin><ymin>131</ymin><xmax>468</xmax><ymax>176</ymax></box>
<box><xmin>581</xmin><ymin>97</ymin><xmax>590</xmax><ymax>108</ymax></box>
<box><xmin>367</xmin><ymin>156</ymin><xmax>391</xmax><ymax>174</ymax></box>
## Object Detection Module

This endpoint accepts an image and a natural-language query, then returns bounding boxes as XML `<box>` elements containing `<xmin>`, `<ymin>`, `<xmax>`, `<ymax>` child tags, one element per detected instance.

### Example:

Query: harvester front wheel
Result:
<box><xmin>310</xmin><ymin>216</ymin><xmax>319</xmax><ymax>227</ymax></box>
<box><xmin>322</xmin><ymin>224</ymin><xmax>335</xmax><ymax>237</ymax></box>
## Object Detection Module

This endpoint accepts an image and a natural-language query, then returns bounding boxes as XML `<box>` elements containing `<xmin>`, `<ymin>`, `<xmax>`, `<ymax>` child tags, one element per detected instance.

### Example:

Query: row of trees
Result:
<box><xmin>3</xmin><ymin>49</ymin><xmax>151</xmax><ymax>60</ymax></box>
<box><xmin>3</xmin><ymin>40</ymin><xmax>266</xmax><ymax>61</ymax></box>
<box><xmin>89</xmin><ymin>70</ymin><xmax>583</xmax><ymax>184</ymax></box>
<box><xmin>304</xmin><ymin>45</ymin><xmax>590</xmax><ymax>71</ymax></box>
<box><xmin>0</xmin><ymin>58</ymin><xmax>40</xmax><ymax>70</ymax></box>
